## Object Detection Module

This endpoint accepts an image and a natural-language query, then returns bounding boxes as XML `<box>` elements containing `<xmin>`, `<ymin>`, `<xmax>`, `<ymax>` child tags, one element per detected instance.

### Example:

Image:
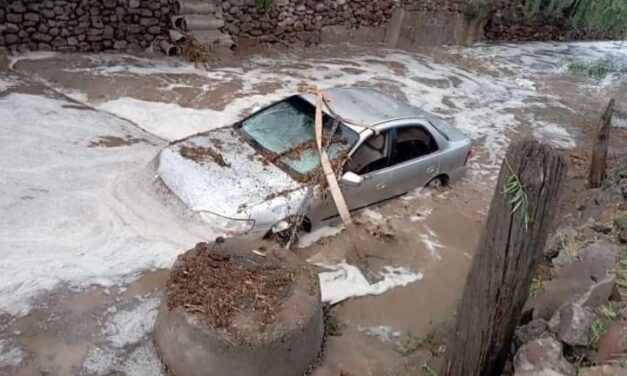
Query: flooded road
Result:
<box><xmin>0</xmin><ymin>41</ymin><xmax>626</xmax><ymax>375</ymax></box>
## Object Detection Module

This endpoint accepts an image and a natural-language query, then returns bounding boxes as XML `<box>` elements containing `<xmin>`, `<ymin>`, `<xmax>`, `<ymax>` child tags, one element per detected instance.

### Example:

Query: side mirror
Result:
<box><xmin>340</xmin><ymin>171</ymin><xmax>363</xmax><ymax>187</ymax></box>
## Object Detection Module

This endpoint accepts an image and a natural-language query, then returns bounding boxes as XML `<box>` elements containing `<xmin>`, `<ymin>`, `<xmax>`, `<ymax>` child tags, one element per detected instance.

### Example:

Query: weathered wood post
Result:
<box><xmin>588</xmin><ymin>99</ymin><xmax>615</xmax><ymax>188</ymax></box>
<box><xmin>444</xmin><ymin>140</ymin><xmax>567</xmax><ymax>376</ymax></box>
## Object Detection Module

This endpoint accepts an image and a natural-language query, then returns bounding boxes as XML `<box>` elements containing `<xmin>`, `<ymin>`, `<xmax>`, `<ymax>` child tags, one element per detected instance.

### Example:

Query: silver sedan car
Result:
<box><xmin>157</xmin><ymin>87</ymin><xmax>472</xmax><ymax>238</ymax></box>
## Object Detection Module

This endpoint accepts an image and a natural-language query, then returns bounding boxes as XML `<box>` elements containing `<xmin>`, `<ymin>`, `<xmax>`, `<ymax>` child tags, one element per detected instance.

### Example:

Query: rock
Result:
<box><xmin>548</xmin><ymin>303</ymin><xmax>593</xmax><ymax>346</ymax></box>
<box><xmin>10</xmin><ymin>2</ymin><xmax>27</xmax><ymax>13</ymax></box>
<box><xmin>615</xmin><ymin>215</ymin><xmax>627</xmax><ymax>231</ymax></box>
<box><xmin>113</xmin><ymin>40</ymin><xmax>128</xmax><ymax>49</ymax></box>
<box><xmin>515</xmin><ymin>319</ymin><xmax>549</xmax><ymax>347</ymax></box>
<box><xmin>620</xmin><ymin>229</ymin><xmax>627</xmax><ymax>243</ymax></box>
<box><xmin>6</xmin><ymin>13</ymin><xmax>23</xmax><ymax>23</ymax></box>
<box><xmin>4</xmin><ymin>23</ymin><xmax>19</xmax><ymax>33</ymax></box>
<box><xmin>513</xmin><ymin>337</ymin><xmax>576</xmax><ymax>376</ymax></box>
<box><xmin>528</xmin><ymin>241</ymin><xmax>619</xmax><ymax>320</ymax></box>
<box><xmin>4</xmin><ymin>34</ymin><xmax>19</xmax><ymax>44</ymax></box>
<box><xmin>578</xmin><ymin>365</ymin><xmax>627</xmax><ymax>376</ymax></box>
<box><xmin>595</xmin><ymin>321</ymin><xmax>627</xmax><ymax>364</ymax></box>
<box><xmin>23</xmin><ymin>12</ymin><xmax>40</xmax><ymax>22</ymax></box>
<box><xmin>578</xmin><ymin>276</ymin><xmax>617</xmax><ymax>308</ymax></box>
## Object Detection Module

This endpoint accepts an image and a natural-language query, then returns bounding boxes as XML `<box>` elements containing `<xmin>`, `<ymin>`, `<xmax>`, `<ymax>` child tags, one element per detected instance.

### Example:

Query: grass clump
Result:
<box><xmin>394</xmin><ymin>332</ymin><xmax>431</xmax><ymax>356</ymax></box>
<box><xmin>567</xmin><ymin>59</ymin><xmax>627</xmax><ymax>80</ymax></box>
<box><xmin>550</xmin><ymin>233</ymin><xmax>586</xmax><ymax>264</ymax></box>
<box><xmin>421</xmin><ymin>363</ymin><xmax>438</xmax><ymax>376</ymax></box>
<box><xmin>521</xmin><ymin>0</ymin><xmax>627</xmax><ymax>38</ymax></box>
<box><xmin>461</xmin><ymin>0</ymin><xmax>494</xmax><ymax>20</ymax></box>
<box><xmin>504</xmin><ymin>159</ymin><xmax>531</xmax><ymax>232</ymax></box>
<box><xmin>254</xmin><ymin>0</ymin><xmax>272</xmax><ymax>10</ymax></box>
<box><xmin>323</xmin><ymin>305</ymin><xmax>342</xmax><ymax>337</ymax></box>
<box><xmin>590</xmin><ymin>303</ymin><xmax>620</xmax><ymax>345</ymax></box>
<box><xmin>529</xmin><ymin>275</ymin><xmax>545</xmax><ymax>298</ymax></box>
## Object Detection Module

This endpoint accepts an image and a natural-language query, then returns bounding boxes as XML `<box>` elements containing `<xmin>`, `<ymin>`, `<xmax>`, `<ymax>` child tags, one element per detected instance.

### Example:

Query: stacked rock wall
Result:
<box><xmin>220</xmin><ymin>0</ymin><xmax>395</xmax><ymax>44</ymax></box>
<box><xmin>402</xmin><ymin>0</ymin><xmax>465</xmax><ymax>13</ymax></box>
<box><xmin>0</xmin><ymin>0</ymin><xmax>174</xmax><ymax>52</ymax></box>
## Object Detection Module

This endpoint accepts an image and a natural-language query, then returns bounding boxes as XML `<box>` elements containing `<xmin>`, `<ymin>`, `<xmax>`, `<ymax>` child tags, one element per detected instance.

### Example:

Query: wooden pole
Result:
<box><xmin>444</xmin><ymin>140</ymin><xmax>567</xmax><ymax>376</ymax></box>
<box><xmin>588</xmin><ymin>99</ymin><xmax>615</xmax><ymax>188</ymax></box>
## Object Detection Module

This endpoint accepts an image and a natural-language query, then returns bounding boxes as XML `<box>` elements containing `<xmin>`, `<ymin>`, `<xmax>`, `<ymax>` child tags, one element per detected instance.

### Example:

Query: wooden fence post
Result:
<box><xmin>444</xmin><ymin>140</ymin><xmax>567</xmax><ymax>376</ymax></box>
<box><xmin>588</xmin><ymin>99</ymin><xmax>615</xmax><ymax>188</ymax></box>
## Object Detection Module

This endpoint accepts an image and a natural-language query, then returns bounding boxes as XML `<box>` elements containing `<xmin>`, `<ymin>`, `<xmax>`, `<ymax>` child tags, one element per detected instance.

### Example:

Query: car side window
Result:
<box><xmin>389</xmin><ymin>126</ymin><xmax>438</xmax><ymax>166</ymax></box>
<box><xmin>345</xmin><ymin>131</ymin><xmax>390</xmax><ymax>175</ymax></box>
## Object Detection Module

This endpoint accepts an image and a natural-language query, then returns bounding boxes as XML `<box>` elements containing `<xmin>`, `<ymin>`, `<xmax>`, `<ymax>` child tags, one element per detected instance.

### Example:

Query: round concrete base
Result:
<box><xmin>154</xmin><ymin>239</ymin><xmax>323</xmax><ymax>376</ymax></box>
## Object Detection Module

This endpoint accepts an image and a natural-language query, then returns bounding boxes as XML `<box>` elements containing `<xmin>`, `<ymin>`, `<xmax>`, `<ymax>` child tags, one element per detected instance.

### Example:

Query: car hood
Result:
<box><xmin>157</xmin><ymin>127</ymin><xmax>302</xmax><ymax>218</ymax></box>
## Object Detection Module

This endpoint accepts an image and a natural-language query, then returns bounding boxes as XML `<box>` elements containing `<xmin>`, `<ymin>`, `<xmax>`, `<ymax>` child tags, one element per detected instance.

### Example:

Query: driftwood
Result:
<box><xmin>588</xmin><ymin>99</ymin><xmax>615</xmax><ymax>188</ymax></box>
<box><xmin>444</xmin><ymin>140</ymin><xmax>567</xmax><ymax>376</ymax></box>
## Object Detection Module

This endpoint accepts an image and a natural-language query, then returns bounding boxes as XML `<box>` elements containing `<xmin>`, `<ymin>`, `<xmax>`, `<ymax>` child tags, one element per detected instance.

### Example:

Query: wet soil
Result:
<box><xmin>88</xmin><ymin>135</ymin><xmax>148</xmax><ymax>148</ymax></box>
<box><xmin>179</xmin><ymin>144</ymin><xmax>230</xmax><ymax>167</ymax></box>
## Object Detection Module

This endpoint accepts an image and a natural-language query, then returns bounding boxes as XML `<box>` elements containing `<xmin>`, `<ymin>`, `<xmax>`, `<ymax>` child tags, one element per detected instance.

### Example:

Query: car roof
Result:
<box><xmin>298</xmin><ymin>87</ymin><xmax>431</xmax><ymax>133</ymax></box>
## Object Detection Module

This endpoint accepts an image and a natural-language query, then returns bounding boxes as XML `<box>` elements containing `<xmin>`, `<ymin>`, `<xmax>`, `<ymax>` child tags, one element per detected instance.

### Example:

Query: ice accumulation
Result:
<box><xmin>317</xmin><ymin>263</ymin><xmax>423</xmax><ymax>305</ymax></box>
<box><xmin>102</xmin><ymin>297</ymin><xmax>160</xmax><ymax>347</ymax></box>
<box><xmin>0</xmin><ymin>92</ymin><xmax>215</xmax><ymax>316</ymax></box>
<box><xmin>0</xmin><ymin>340</ymin><xmax>24</xmax><ymax>369</ymax></box>
<box><xmin>98</xmin><ymin>98</ymin><xmax>230</xmax><ymax>141</ymax></box>
<box><xmin>82</xmin><ymin>342</ymin><xmax>163</xmax><ymax>376</ymax></box>
<box><xmin>80</xmin><ymin>296</ymin><xmax>164</xmax><ymax>375</ymax></box>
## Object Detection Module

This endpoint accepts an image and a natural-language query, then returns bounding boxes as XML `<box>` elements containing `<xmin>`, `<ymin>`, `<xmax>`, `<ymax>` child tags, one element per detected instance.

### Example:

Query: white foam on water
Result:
<box><xmin>358</xmin><ymin>325</ymin><xmax>402</xmax><ymax>344</ymax></box>
<box><xmin>317</xmin><ymin>262</ymin><xmax>423</xmax><ymax>305</ymax></box>
<box><xmin>97</xmin><ymin>97</ymin><xmax>233</xmax><ymax>141</ymax></box>
<box><xmin>0</xmin><ymin>75</ymin><xmax>21</xmax><ymax>92</ymax></box>
<box><xmin>82</xmin><ymin>342</ymin><xmax>163</xmax><ymax>376</ymax></box>
<box><xmin>44</xmin><ymin>42</ymin><xmax>585</xmax><ymax>158</ymax></box>
<box><xmin>102</xmin><ymin>297</ymin><xmax>160</xmax><ymax>348</ymax></box>
<box><xmin>419</xmin><ymin>226</ymin><xmax>445</xmax><ymax>261</ymax></box>
<box><xmin>0</xmin><ymin>340</ymin><xmax>24</xmax><ymax>369</ymax></box>
<box><xmin>8</xmin><ymin>51</ymin><xmax>58</xmax><ymax>69</ymax></box>
<box><xmin>361</xmin><ymin>208</ymin><xmax>384</xmax><ymax>223</ymax></box>
<box><xmin>298</xmin><ymin>225</ymin><xmax>345</xmax><ymax>249</ymax></box>
<box><xmin>0</xmin><ymin>93</ymin><xmax>216</xmax><ymax>316</ymax></box>
<box><xmin>533</xmin><ymin>121</ymin><xmax>577</xmax><ymax>149</ymax></box>
<box><xmin>2</xmin><ymin>41</ymin><xmax>615</xmax><ymax>317</ymax></box>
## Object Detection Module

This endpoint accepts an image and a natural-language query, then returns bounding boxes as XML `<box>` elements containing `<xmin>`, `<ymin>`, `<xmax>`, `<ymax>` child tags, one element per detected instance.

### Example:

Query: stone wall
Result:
<box><xmin>0</xmin><ymin>0</ymin><xmax>174</xmax><ymax>52</ymax></box>
<box><xmin>402</xmin><ymin>0</ymin><xmax>465</xmax><ymax>13</ymax></box>
<box><xmin>220</xmin><ymin>0</ymin><xmax>395</xmax><ymax>44</ymax></box>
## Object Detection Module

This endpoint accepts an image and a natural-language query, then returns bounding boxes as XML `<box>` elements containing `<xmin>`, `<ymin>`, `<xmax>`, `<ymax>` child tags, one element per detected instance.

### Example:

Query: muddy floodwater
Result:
<box><xmin>1</xmin><ymin>41</ymin><xmax>626</xmax><ymax>375</ymax></box>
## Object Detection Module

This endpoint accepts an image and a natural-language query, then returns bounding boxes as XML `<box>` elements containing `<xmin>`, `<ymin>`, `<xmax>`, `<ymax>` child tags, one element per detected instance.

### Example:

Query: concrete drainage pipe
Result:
<box><xmin>169</xmin><ymin>30</ymin><xmax>188</xmax><ymax>44</ymax></box>
<box><xmin>154</xmin><ymin>239</ymin><xmax>324</xmax><ymax>376</ymax></box>
<box><xmin>182</xmin><ymin>15</ymin><xmax>225</xmax><ymax>31</ymax></box>
<box><xmin>171</xmin><ymin>15</ymin><xmax>187</xmax><ymax>31</ymax></box>
<box><xmin>159</xmin><ymin>40</ymin><xmax>181</xmax><ymax>56</ymax></box>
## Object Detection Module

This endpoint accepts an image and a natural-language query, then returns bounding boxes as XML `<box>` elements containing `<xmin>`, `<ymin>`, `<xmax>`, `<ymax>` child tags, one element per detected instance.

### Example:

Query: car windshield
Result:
<box><xmin>238</xmin><ymin>96</ymin><xmax>359</xmax><ymax>176</ymax></box>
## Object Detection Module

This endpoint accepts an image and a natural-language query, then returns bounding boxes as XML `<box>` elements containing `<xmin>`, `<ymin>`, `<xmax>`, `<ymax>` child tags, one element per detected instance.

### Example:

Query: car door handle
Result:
<box><xmin>376</xmin><ymin>183</ymin><xmax>386</xmax><ymax>190</ymax></box>
<box><xmin>427</xmin><ymin>166</ymin><xmax>436</xmax><ymax>174</ymax></box>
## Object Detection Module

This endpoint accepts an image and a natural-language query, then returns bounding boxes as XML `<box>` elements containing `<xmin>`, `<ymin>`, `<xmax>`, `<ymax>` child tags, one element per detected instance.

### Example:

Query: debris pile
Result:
<box><xmin>166</xmin><ymin>241</ymin><xmax>295</xmax><ymax>331</ymax></box>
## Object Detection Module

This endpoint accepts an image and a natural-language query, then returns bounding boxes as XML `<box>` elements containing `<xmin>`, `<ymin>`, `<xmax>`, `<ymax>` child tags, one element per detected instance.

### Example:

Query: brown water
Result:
<box><xmin>2</xmin><ymin>41</ymin><xmax>625</xmax><ymax>375</ymax></box>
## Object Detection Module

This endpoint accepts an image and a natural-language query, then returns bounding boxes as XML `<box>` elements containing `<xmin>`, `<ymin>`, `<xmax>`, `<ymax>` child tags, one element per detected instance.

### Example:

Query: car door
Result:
<box><xmin>341</xmin><ymin>130</ymin><xmax>399</xmax><ymax>211</ymax></box>
<box><xmin>309</xmin><ymin>130</ymin><xmax>395</xmax><ymax>222</ymax></box>
<box><xmin>308</xmin><ymin>124</ymin><xmax>442</xmax><ymax>223</ymax></box>
<box><xmin>384</xmin><ymin>124</ymin><xmax>442</xmax><ymax>193</ymax></box>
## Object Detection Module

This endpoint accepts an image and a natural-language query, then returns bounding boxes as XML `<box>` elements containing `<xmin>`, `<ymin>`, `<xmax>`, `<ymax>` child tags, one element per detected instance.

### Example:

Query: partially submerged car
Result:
<box><xmin>157</xmin><ymin>87</ymin><xmax>472</xmax><ymax>238</ymax></box>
